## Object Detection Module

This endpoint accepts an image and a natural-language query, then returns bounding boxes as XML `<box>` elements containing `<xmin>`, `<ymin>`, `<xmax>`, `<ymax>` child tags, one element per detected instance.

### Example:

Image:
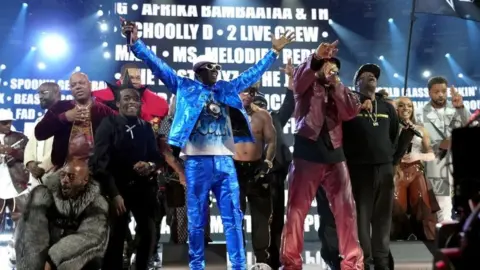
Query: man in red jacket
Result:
<box><xmin>279</xmin><ymin>41</ymin><xmax>364</xmax><ymax>270</ymax></box>
<box><xmin>93</xmin><ymin>63</ymin><xmax>169</xmax><ymax>122</ymax></box>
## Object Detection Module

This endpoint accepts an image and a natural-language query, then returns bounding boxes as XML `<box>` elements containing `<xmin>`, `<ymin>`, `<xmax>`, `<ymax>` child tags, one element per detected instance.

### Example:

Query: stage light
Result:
<box><xmin>114</xmin><ymin>73</ymin><xmax>121</xmax><ymax>80</ymax></box>
<box><xmin>40</xmin><ymin>34</ymin><xmax>68</xmax><ymax>58</ymax></box>
<box><xmin>132</xmin><ymin>4</ymin><xmax>139</xmax><ymax>10</ymax></box>
<box><xmin>445</xmin><ymin>53</ymin><xmax>450</xmax><ymax>58</ymax></box>
<box><xmin>97</xmin><ymin>10</ymin><xmax>103</xmax><ymax>17</ymax></box>
<box><xmin>422</xmin><ymin>70</ymin><xmax>431</xmax><ymax>78</ymax></box>
<box><xmin>37</xmin><ymin>62</ymin><xmax>46</xmax><ymax>70</ymax></box>
<box><xmin>100</xmin><ymin>22</ymin><xmax>108</xmax><ymax>32</ymax></box>
<box><xmin>102</xmin><ymin>42</ymin><xmax>108</xmax><ymax>47</ymax></box>
<box><xmin>328</xmin><ymin>19</ymin><xmax>333</xmax><ymax>25</ymax></box>
<box><xmin>31</xmin><ymin>46</ymin><xmax>36</xmax><ymax>51</ymax></box>
<box><xmin>0</xmin><ymin>64</ymin><xmax>6</xmax><ymax>70</ymax></box>
<box><xmin>458</xmin><ymin>73</ymin><xmax>464</xmax><ymax>78</ymax></box>
<box><xmin>388</xmin><ymin>18</ymin><xmax>393</xmax><ymax>23</ymax></box>
<box><xmin>75</xmin><ymin>66</ymin><xmax>81</xmax><ymax>72</ymax></box>
<box><xmin>393</xmin><ymin>73</ymin><xmax>399</xmax><ymax>78</ymax></box>
<box><xmin>322</xmin><ymin>31</ymin><xmax>328</xmax><ymax>38</ymax></box>
<box><xmin>103</xmin><ymin>52</ymin><xmax>111</xmax><ymax>59</ymax></box>
<box><xmin>378</xmin><ymin>55</ymin><xmax>384</xmax><ymax>60</ymax></box>
<box><xmin>22</xmin><ymin>3</ymin><xmax>28</xmax><ymax>7</ymax></box>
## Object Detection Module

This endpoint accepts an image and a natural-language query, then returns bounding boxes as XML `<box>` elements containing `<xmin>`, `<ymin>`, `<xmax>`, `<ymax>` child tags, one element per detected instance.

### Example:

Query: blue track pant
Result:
<box><xmin>185</xmin><ymin>155</ymin><xmax>246</xmax><ymax>270</ymax></box>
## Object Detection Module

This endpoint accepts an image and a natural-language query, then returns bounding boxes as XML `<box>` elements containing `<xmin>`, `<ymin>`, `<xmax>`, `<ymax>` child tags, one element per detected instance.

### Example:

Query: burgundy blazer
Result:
<box><xmin>34</xmin><ymin>100</ymin><xmax>117</xmax><ymax>168</ymax></box>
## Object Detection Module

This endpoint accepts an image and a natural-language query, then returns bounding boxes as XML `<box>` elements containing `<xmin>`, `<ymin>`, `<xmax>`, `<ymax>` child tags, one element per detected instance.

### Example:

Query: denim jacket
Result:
<box><xmin>131</xmin><ymin>40</ymin><xmax>278</xmax><ymax>149</ymax></box>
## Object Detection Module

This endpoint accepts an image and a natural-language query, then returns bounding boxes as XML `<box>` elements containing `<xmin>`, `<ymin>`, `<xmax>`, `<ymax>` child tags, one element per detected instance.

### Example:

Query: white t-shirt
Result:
<box><xmin>182</xmin><ymin>105</ymin><xmax>235</xmax><ymax>156</ymax></box>
<box><xmin>0</xmin><ymin>134</ymin><xmax>20</xmax><ymax>199</ymax></box>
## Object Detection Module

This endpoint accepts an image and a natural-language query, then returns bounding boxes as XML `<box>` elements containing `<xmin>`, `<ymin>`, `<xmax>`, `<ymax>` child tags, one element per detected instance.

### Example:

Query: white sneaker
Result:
<box><xmin>250</xmin><ymin>263</ymin><xmax>272</xmax><ymax>270</ymax></box>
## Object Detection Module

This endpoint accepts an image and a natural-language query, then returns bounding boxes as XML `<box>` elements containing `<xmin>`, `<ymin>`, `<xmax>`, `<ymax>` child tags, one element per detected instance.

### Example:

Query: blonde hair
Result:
<box><xmin>396</xmin><ymin>96</ymin><xmax>416</xmax><ymax>124</ymax></box>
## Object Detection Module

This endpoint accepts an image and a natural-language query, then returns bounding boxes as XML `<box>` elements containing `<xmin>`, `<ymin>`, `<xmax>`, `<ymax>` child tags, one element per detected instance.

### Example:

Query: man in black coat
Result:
<box><xmin>252</xmin><ymin>58</ymin><xmax>295</xmax><ymax>269</ymax></box>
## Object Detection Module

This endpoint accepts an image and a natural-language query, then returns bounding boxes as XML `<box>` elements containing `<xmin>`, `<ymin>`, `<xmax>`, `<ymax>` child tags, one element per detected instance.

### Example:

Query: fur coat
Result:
<box><xmin>15</xmin><ymin>172</ymin><xmax>109</xmax><ymax>270</ymax></box>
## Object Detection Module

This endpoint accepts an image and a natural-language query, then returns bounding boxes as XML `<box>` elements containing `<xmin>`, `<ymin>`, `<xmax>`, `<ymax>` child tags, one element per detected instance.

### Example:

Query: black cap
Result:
<box><xmin>253</xmin><ymin>95</ymin><xmax>268</xmax><ymax>108</ymax></box>
<box><xmin>353</xmin><ymin>63</ymin><xmax>381</xmax><ymax>86</ymax></box>
<box><xmin>326</xmin><ymin>57</ymin><xmax>341</xmax><ymax>70</ymax></box>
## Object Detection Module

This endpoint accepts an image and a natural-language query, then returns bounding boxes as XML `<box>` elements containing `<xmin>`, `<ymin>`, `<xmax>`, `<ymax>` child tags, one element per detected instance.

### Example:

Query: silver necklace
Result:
<box><xmin>367</xmin><ymin>101</ymin><xmax>378</xmax><ymax>126</ymax></box>
<box><xmin>125</xmin><ymin>124</ymin><xmax>137</xmax><ymax>139</ymax></box>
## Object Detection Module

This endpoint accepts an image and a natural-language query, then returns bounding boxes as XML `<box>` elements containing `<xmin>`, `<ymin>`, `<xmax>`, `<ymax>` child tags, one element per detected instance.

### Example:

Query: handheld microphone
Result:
<box><xmin>399</xmin><ymin>119</ymin><xmax>423</xmax><ymax>138</ymax></box>
<box><xmin>122</xmin><ymin>20</ymin><xmax>132</xmax><ymax>52</ymax></box>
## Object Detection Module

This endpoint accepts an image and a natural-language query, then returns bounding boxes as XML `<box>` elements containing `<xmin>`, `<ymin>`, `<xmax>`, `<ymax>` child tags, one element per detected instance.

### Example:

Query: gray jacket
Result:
<box><xmin>15</xmin><ymin>172</ymin><xmax>109</xmax><ymax>270</ymax></box>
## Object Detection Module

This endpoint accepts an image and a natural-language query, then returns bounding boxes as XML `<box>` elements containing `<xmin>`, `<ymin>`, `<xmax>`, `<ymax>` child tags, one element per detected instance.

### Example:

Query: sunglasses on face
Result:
<box><xmin>203</xmin><ymin>63</ymin><xmax>222</xmax><ymax>71</ymax></box>
<box><xmin>242</xmin><ymin>88</ymin><xmax>257</xmax><ymax>97</ymax></box>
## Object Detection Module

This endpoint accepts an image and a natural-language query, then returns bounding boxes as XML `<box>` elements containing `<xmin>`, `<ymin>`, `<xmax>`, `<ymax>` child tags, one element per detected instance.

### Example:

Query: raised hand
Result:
<box><xmin>315</xmin><ymin>40</ymin><xmax>339</xmax><ymax>59</ymax></box>
<box><xmin>271</xmin><ymin>31</ymin><xmax>295</xmax><ymax>51</ymax></box>
<box><xmin>450</xmin><ymin>85</ymin><xmax>463</xmax><ymax>108</ymax></box>
<box><xmin>279</xmin><ymin>57</ymin><xmax>294</xmax><ymax>77</ymax></box>
<box><xmin>120</xmin><ymin>17</ymin><xmax>138</xmax><ymax>44</ymax></box>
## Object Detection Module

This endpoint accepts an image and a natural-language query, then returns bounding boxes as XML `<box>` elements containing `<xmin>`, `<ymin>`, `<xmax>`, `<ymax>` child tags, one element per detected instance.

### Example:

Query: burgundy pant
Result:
<box><xmin>280</xmin><ymin>158</ymin><xmax>364</xmax><ymax>270</ymax></box>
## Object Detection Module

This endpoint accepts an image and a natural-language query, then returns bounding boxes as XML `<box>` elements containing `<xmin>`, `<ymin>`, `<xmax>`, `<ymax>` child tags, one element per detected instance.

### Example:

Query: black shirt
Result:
<box><xmin>293</xmin><ymin>123</ymin><xmax>345</xmax><ymax>164</ymax></box>
<box><xmin>89</xmin><ymin>115</ymin><xmax>164</xmax><ymax>198</ymax></box>
<box><xmin>342</xmin><ymin>97</ymin><xmax>399</xmax><ymax>165</ymax></box>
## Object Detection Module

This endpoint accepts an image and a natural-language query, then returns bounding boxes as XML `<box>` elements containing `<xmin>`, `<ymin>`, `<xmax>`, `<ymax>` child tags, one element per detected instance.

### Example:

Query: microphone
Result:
<box><xmin>122</xmin><ymin>20</ymin><xmax>132</xmax><ymax>52</ymax></box>
<box><xmin>399</xmin><ymin>119</ymin><xmax>423</xmax><ymax>138</ymax></box>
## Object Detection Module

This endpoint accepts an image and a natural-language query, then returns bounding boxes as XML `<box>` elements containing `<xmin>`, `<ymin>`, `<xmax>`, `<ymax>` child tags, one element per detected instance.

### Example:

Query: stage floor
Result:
<box><xmin>0</xmin><ymin>241</ymin><xmax>434</xmax><ymax>270</ymax></box>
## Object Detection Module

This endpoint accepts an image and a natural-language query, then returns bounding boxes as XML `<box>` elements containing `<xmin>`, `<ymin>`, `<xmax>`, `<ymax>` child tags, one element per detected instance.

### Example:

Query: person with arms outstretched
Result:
<box><xmin>120</xmin><ymin>18</ymin><xmax>294</xmax><ymax>270</ymax></box>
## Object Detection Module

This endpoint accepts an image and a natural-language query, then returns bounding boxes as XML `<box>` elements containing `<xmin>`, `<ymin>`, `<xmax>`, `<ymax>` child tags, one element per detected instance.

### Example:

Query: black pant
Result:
<box><xmin>103</xmin><ymin>183</ymin><xmax>158</xmax><ymax>270</ymax></box>
<box><xmin>317</xmin><ymin>163</ymin><xmax>395</xmax><ymax>269</ymax></box>
<box><xmin>265</xmin><ymin>168</ymin><xmax>287</xmax><ymax>269</ymax></box>
<box><xmin>235</xmin><ymin>160</ymin><xmax>273</xmax><ymax>265</ymax></box>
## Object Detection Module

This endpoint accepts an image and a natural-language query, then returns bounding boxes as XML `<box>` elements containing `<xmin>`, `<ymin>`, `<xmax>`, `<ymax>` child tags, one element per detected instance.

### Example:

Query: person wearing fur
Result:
<box><xmin>14</xmin><ymin>159</ymin><xmax>109</xmax><ymax>270</ymax></box>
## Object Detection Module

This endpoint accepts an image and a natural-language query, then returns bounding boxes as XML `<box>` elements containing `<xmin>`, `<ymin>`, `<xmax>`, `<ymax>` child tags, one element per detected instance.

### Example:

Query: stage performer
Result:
<box><xmin>250</xmin><ymin>59</ymin><xmax>295</xmax><ymax>270</ymax></box>
<box><xmin>34</xmin><ymin>72</ymin><xmax>116</xmax><ymax>169</ymax></box>
<box><xmin>120</xmin><ymin>17</ymin><xmax>294</xmax><ymax>270</ymax></box>
<box><xmin>422</xmin><ymin>76</ymin><xmax>470</xmax><ymax>222</ymax></box>
<box><xmin>391</xmin><ymin>97</ymin><xmax>440</xmax><ymax>241</ymax></box>
<box><xmin>15</xmin><ymin>159</ymin><xmax>109</xmax><ymax>270</ymax></box>
<box><xmin>25</xmin><ymin>82</ymin><xmax>61</xmax><ymax>187</ymax></box>
<box><xmin>279</xmin><ymin>40</ymin><xmax>364</xmax><ymax>270</ymax></box>
<box><xmin>89</xmin><ymin>75</ymin><xmax>165</xmax><ymax>270</ymax></box>
<box><xmin>233</xmin><ymin>81</ymin><xmax>277</xmax><ymax>266</ymax></box>
<box><xmin>94</xmin><ymin>62</ymin><xmax>169</xmax><ymax>122</ymax></box>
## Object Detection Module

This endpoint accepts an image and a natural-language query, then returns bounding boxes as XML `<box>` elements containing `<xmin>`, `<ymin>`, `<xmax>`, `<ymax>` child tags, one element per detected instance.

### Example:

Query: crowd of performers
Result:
<box><xmin>0</xmin><ymin>18</ymin><xmax>476</xmax><ymax>270</ymax></box>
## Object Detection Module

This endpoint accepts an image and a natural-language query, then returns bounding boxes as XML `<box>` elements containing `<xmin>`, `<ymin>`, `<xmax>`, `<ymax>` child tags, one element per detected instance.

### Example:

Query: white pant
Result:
<box><xmin>436</xmin><ymin>196</ymin><xmax>453</xmax><ymax>223</ymax></box>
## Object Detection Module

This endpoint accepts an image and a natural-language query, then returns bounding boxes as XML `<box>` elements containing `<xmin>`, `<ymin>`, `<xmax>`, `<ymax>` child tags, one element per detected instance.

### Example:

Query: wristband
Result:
<box><xmin>271</xmin><ymin>48</ymin><xmax>280</xmax><ymax>55</ymax></box>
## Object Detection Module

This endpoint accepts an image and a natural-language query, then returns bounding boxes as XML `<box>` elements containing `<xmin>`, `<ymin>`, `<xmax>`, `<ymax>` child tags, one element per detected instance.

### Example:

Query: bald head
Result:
<box><xmin>38</xmin><ymin>82</ymin><xmax>61</xmax><ymax>109</ymax></box>
<box><xmin>69</xmin><ymin>72</ymin><xmax>91</xmax><ymax>104</ymax></box>
<box><xmin>59</xmin><ymin>159</ymin><xmax>89</xmax><ymax>198</ymax></box>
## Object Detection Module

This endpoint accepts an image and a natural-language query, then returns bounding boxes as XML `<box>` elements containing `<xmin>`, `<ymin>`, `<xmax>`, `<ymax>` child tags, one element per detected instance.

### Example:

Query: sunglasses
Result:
<box><xmin>203</xmin><ymin>63</ymin><xmax>222</xmax><ymax>71</ymax></box>
<box><xmin>242</xmin><ymin>88</ymin><xmax>257</xmax><ymax>97</ymax></box>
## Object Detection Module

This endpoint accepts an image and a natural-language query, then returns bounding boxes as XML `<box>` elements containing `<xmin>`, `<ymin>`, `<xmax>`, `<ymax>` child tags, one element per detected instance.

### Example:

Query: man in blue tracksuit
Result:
<box><xmin>121</xmin><ymin>20</ymin><xmax>294</xmax><ymax>270</ymax></box>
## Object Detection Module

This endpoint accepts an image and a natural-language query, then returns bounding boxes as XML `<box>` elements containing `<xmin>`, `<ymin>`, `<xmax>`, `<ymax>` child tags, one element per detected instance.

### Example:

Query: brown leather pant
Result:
<box><xmin>392</xmin><ymin>162</ymin><xmax>437</xmax><ymax>240</ymax></box>
<box><xmin>280</xmin><ymin>159</ymin><xmax>364</xmax><ymax>270</ymax></box>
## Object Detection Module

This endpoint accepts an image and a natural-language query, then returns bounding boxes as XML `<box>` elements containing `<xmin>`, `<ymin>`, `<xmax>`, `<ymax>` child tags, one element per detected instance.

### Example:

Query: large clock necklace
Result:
<box><xmin>205</xmin><ymin>91</ymin><xmax>221</xmax><ymax>119</ymax></box>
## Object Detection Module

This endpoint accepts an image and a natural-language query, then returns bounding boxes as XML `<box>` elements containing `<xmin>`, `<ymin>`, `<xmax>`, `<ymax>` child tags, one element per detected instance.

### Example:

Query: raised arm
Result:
<box><xmin>293</xmin><ymin>54</ymin><xmax>324</xmax><ymax>96</ymax></box>
<box><xmin>48</xmin><ymin>196</ymin><xmax>109</xmax><ymax>270</ymax></box>
<box><xmin>330</xmin><ymin>84</ymin><xmax>361</xmax><ymax>121</ymax></box>
<box><xmin>230</xmin><ymin>31</ymin><xmax>295</xmax><ymax>93</ymax></box>
<box><xmin>88</xmin><ymin>117</ymin><xmax>118</xmax><ymax>199</ymax></box>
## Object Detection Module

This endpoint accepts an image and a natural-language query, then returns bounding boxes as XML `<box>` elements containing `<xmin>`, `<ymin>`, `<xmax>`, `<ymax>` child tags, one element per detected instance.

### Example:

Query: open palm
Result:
<box><xmin>271</xmin><ymin>31</ymin><xmax>295</xmax><ymax>51</ymax></box>
<box><xmin>279</xmin><ymin>57</ymin><xmax>294</xmax><ymax>77</ymax></box>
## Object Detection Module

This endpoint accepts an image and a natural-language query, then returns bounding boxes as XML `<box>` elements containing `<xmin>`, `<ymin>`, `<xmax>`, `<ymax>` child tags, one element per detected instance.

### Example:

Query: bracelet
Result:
<box><xmin>271</xmin><ymin>48</ymin><xmax>280</xmax><ymax>55</ymax></box>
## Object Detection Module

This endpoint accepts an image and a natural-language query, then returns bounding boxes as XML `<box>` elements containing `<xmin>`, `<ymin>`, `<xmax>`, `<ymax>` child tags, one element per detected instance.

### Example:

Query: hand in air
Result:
<box><xmin>120</xmin><ymin>17</ymin><xmax>138</xmax><ymax>44</ymax></box>
<box><xmin>450</xmin><ymin>85</ymin><xmax>463</xmax><ymax>108</ymax></box>
<box><xmin>279</xmin><ymin>57</ymin><xmax>294</xmax><ymax>90</ymax></box>
<box><xmin>271</xmin><ymin>31</ymin><xmax>295</xmax><ymax>51</ymax></box>
<box><xmin>315</xmin><ymin>40</ymin><xmax>339</xmax><ymax>59</ymax></box>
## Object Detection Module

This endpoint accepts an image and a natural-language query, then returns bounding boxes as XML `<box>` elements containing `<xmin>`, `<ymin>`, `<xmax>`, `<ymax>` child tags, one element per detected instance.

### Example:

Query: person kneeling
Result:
<box><xmin>15</xmin><ymin>159</ymin><xmax>109</xmax><ymax>270</ymax></box>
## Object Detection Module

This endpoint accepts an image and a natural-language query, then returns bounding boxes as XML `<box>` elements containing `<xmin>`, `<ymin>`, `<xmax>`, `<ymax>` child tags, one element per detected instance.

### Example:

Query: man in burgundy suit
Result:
<box><xmin>280</xmin><ymin>41</ymin><xmax>364</xmax><ymax>270</ymax></box>
<box><xmin>35</xmin><ymin>72</ymin><xmax>116</xmax><ymax>170</ymax></box>
<box><xmin>93</xmin><ymin>63</ymin><xmax>169</xmax><ymax>123</ymax></box>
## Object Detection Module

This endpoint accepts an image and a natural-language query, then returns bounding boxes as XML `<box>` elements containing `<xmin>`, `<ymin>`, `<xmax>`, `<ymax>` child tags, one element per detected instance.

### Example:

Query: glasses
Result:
<box><xmin>203</xmin><ymin>63</ymin><xmax>222</xmax><ymax>71</ymax></box>
<box><xmin>242</xmin><ymin>88</ymin><xmax>257</xmax><ymax>97</ymax></box>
